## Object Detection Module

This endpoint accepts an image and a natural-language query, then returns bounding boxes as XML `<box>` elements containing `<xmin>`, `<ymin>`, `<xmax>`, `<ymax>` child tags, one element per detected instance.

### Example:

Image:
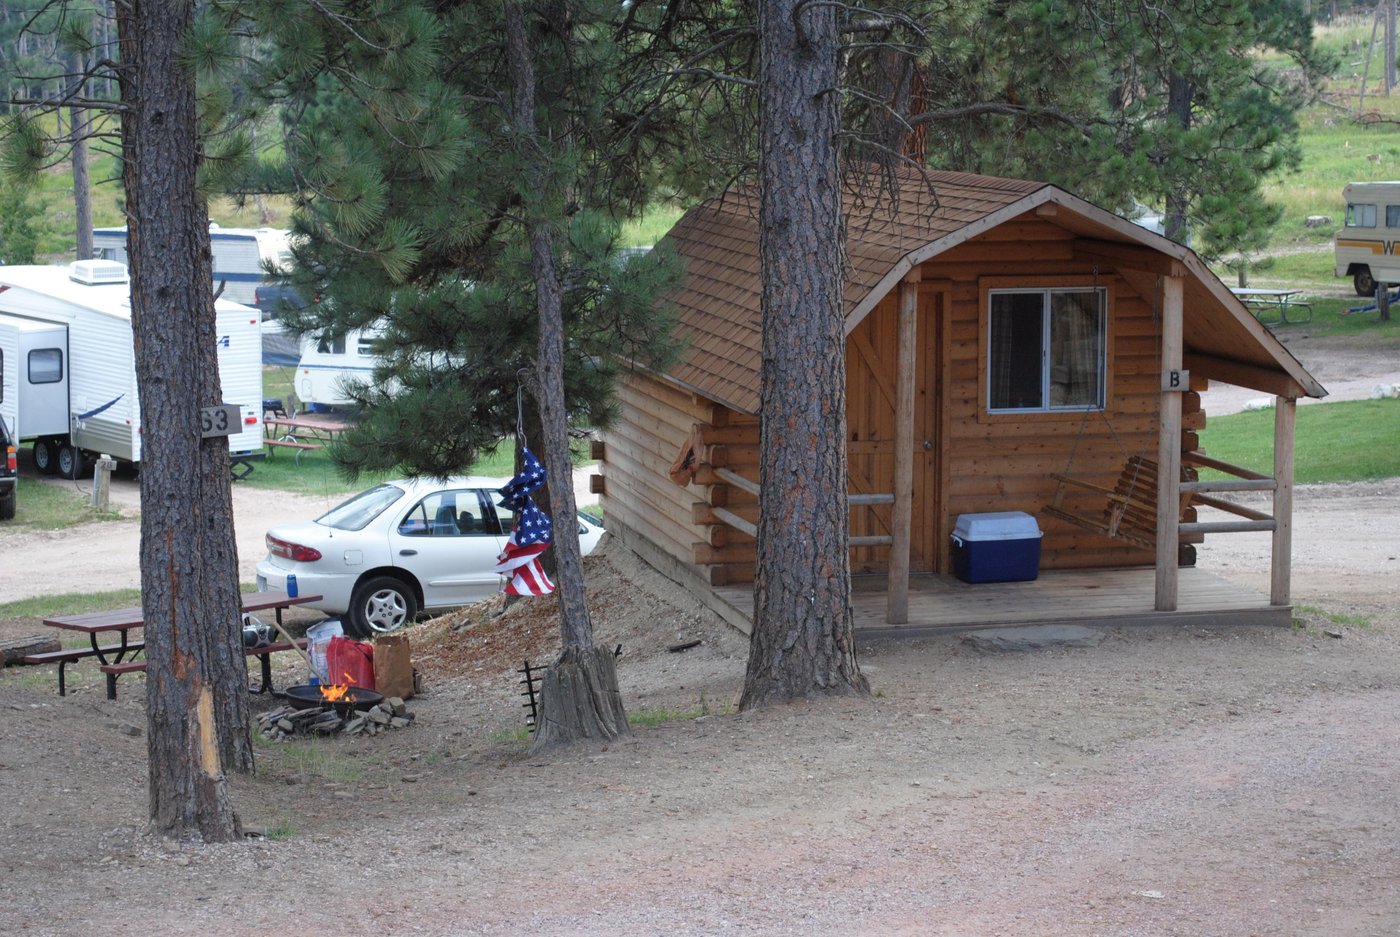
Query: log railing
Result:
<box><xmin>1179</xmin><ymin>452</ymin><xmax>1278</xmax><ymax>537</ymax></box>
<box><xmin>705</xmin><ymin>466</ymin><xmax>893</xmax><ymax>546</ymax></box>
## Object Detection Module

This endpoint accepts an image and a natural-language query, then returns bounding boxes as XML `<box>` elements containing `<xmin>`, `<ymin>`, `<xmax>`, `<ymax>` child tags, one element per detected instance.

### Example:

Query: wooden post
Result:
<box><xmin>1155</xmin><ymin>276</ymin><xmax>1184</xmax><ymax>611</ymax></box>
<box><xmin>91</xmin><ymin>453</ymin><xmax>116</xmax><ymax>511</ymax></box>
<box><xmin>1271</xmin><ymin>396</ymin><xmax>1296</xmax><ymax>606</ymax></box>
<box><xmin>887</xmin><ymin>270</ymin><xmax>919</xmax><ymax>623</ymax></box>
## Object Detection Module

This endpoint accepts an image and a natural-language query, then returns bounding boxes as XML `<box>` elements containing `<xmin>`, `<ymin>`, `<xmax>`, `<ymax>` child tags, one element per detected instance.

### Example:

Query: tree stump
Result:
<box><xmin>530</xmin><ymin>644</ymin><xmax>630</xmax><ymax>752</ymax></box>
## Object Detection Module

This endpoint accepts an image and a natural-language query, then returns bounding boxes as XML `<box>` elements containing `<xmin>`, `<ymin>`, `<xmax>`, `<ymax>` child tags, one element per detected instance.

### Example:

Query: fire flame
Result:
<box><xmin>318</xmin><ymin>674</ymin><xmax>358</xmax><ymax>703</ymax></box>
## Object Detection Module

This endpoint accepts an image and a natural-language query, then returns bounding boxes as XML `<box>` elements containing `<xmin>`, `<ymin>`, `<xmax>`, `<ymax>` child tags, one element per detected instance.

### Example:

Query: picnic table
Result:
<box><xmin>1229</xmin><ymin>287</ymin><xmax>1313</xmax><ymax>325</ymax></box>
<box><xmin>263</xmin><ymin>414</ymin><xmax>353</xmax><ymax>461</ymax></box>
<box><xmin>28</xmin><ymin>589</ymin><xmax>321</xmax><ymax>699</ymax></box>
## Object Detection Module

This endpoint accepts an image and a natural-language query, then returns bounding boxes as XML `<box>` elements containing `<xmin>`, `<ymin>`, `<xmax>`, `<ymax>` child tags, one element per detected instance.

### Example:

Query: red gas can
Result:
<box><xmin>326</xmin><ymin>636</ymin><xmax>375</xmax><ymax>690</ymax></box>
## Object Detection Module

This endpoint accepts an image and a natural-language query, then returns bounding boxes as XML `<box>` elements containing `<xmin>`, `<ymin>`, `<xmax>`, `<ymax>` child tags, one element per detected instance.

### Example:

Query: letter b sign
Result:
<box><xmin>1163</xmin><ymin>369</ymin><xmax>1189</xmax><ymax>392</ymax></box>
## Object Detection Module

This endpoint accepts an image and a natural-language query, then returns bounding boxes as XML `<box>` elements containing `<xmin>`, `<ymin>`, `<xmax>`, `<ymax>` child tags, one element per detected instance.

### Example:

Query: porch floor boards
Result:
<box><xmin>712</xmin><ymin>566</ymin><xmax>1288</xmax><ymax>638</ymax></box>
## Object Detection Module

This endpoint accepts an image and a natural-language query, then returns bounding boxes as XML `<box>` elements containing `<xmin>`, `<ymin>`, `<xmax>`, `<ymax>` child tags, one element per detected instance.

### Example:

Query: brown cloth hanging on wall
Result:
<box><xmin>668</xmin><ymin>424</ymin><xmax>706</xmax><ymax>486</ymax></box>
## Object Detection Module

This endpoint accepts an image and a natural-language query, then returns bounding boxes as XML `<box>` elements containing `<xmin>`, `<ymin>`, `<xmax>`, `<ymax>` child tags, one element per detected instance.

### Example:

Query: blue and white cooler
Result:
<box><xmin>950</xmin><ymin>511</ymin><xmax>1043</xmax><ymax>584</ymax></box>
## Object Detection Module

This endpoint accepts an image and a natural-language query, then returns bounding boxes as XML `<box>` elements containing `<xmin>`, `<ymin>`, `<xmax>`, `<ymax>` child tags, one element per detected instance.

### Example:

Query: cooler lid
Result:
<box><xmin>952</xmin><ymin>511</ymin><xmax>1043</xmax><ymax>542</ymax></box>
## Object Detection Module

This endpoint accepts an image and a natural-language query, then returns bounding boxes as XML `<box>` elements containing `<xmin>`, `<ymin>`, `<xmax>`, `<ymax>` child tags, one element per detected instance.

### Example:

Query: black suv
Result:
<box><xmin>0</xmin><ymin>413</ymin><xmax>16</xmax><ymax>520</ymax></box>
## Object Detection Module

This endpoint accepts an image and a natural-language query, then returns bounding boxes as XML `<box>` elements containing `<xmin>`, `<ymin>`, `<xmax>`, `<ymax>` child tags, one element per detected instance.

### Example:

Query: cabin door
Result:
<box><xmin>845</xmin><ymin>287</ymin><xmax>943</xmax><ymax>574</ymax></box>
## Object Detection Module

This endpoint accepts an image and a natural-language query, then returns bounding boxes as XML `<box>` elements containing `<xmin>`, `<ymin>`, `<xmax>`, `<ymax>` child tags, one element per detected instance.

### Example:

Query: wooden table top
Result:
<box><xmin>43</xmin><ymin>590</ymin><xmax>322</xmax><ymax>633</ymax></box>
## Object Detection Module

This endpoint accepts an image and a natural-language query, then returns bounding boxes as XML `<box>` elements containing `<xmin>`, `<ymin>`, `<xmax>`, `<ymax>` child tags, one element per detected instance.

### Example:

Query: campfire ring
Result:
<box><xmin>282</xmin><ymin>684</ymin><xmax>385</xmax><ymax>717</ymax></box>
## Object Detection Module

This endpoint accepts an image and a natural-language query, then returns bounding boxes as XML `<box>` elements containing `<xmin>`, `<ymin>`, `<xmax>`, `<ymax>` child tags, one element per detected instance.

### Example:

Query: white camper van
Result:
<box><xmin>0</xmin><ymin>260</ymin><xmax>264</xmax><ymax>477</ymax></box>
<box><xmin>1334</xmin><ymin>181</ymin><xmax>1400</xmax><ymax>296</ymax></box>
<box><xmin>92</xmin><ymin>224</ymin><xmax>291</xmax><ymax>306</ymax></box>
<box><xmin>295</xmin><ymin>326</ymin><xmax>381</xmax><ymax>410</ymax></box>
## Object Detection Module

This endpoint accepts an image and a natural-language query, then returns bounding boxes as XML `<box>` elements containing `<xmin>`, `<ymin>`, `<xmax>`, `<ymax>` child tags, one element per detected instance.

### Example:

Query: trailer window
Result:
<box><xmin>316</xmin><ymin>334</ymin><xmax>347</xmax><ymax>355</ymax></box>
<box><xmin>1387</xmin><ymin>206</ymin><xmax>1400</xmax><ymax>228</ymax></box>
<box><xmin>1346</xmin><ymin>203</ymin><xmax>1377</xmax><ymax>227</ymax></box>
<box><xmin>987</xmin><ymin>288</ymin><xmax>1105</xmax><ymax>413</ymax></box>
<box><xmin>28</xmin><ymin>348</ymin><xmax>63</xmax><ymax>385</ymax></box>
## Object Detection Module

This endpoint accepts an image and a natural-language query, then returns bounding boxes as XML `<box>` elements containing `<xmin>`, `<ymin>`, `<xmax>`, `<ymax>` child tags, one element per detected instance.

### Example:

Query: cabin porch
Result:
<box><xmin>711</xmin><ymin>565</ymin><xmax>1286</xmax><ymax>638</ymax></box>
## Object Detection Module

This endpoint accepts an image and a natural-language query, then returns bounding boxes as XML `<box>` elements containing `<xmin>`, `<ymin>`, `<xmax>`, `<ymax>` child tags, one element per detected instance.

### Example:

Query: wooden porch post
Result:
<box><xmin>1155</xmin><ymin>275</ymin><xmax>1184</xmax><ymax>611</ymax></box>
<box><xmin>1271</xmin><ymin>396</ymin><xmax>1296</xmax><ymax>605</ymax></box>
<box><xmin>887</xmin><ymin>269</ymin><xmax>919</xmax><ymax>623</ymax></box>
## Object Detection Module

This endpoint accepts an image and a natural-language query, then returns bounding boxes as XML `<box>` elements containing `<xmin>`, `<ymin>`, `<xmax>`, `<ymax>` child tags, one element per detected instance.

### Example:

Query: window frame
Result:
<box><xmin>978</xmin><ymin>276</ymin><xmax>1112</xmax><ymax>422</ymax></box>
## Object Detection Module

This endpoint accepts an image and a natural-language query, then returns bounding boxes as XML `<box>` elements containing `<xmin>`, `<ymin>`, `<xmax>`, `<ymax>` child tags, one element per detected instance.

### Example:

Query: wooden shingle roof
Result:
<box><xmin>656</xmin><ymin>168</ymin><xmax>1323</xmax><ymax>414</ymax></box>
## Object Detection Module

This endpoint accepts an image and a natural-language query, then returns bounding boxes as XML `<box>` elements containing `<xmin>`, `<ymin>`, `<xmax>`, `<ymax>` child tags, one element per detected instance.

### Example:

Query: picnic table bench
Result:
<box><xmin>28</xmin><ymin>589</ymin><xmax>320</xmax><ymax>699</ymax></box>
<box><xmin>1229</xmin><ymin>288</ymin><xmax>1313</xmax><ymax>325</ymax></box>
<box><xmin>23</xmin><ymin>641</ymin><xmax>147</xmax><ymax>697</ymax></box>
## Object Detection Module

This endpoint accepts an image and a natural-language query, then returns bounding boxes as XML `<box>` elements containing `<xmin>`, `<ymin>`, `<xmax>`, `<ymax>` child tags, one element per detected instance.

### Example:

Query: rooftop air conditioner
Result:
<box><xmin>68</xmin><ymin>259</ymin><xmax>130</xmax><ymax>286</ymax></box>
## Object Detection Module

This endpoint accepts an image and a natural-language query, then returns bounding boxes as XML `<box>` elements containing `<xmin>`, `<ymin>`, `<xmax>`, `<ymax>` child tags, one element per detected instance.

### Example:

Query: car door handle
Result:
<box><xmin>399</xmin><ymin>549</ymin><xmax>417</xmax><ymax>556</ymax></box>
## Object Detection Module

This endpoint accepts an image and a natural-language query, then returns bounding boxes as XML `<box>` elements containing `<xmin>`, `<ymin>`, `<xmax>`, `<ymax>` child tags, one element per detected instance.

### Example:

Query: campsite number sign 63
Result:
<box><xmin>200</xmin><ymin>404</ymin><xmax>242</xmax><ymax>438</ymax></box>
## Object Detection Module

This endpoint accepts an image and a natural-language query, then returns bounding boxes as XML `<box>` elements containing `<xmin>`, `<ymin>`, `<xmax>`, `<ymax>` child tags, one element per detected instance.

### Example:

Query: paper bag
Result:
<box><xmin>372</xmin><ymin>633</ymin><xmax>415</xmax><ymax>699</ymax></box>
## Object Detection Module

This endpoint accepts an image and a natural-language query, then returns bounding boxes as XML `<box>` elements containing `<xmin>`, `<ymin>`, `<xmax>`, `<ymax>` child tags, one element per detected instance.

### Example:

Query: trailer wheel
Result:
<box><xmin>58</xmin><ymin>443</ymin><xmax>87</xmax><ymax>480</ymax></box>
<box><xmin>33</xmin><ymin>438</ymin><xmax>59</xmax><ymax>476</ymax></box>
<box><xmin>1354</xmin><ymin>267</ymin><xmax>1377</xmax><ymax>297</ymax></box>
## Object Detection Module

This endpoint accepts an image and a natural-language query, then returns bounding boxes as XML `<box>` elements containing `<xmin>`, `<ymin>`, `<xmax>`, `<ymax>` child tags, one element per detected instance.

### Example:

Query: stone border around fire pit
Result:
<box><xmin>258</xmin><ymin>696</ymin><xmax>414</xmax><ymax>741</ymax></box>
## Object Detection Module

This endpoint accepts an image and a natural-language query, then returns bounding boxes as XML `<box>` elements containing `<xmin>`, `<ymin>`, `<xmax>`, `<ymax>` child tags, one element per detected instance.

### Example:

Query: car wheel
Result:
<box><xmin>0</xmin><ymin>488</ymin><xmax>15</xmax><ymax>521</ymax></box>
<box><xmin>33</xmin><ymin>438</ymin><xmax>58</xmax><ymax>476</ymax></box>
<box><xmin>1354</xmin><ymin>267</ymin><xmax>1377</xmax><ymax>297</ymax></box>
<box><xmin>347</xmin><ymin>576</ymin><xmax>418</xmax><ymax>637</ymax></box>
<box><xmin>58</xmin><ymin>443</ymin><xmax>87</xmax><ymax>480</ymax></box>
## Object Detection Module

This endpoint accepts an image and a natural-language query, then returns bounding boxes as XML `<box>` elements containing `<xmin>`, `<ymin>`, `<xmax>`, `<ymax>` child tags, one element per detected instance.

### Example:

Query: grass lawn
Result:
<box><xmin>4</xmin><ymin>476</ymin><xmax>125</xmax><ymax>530</ymax></box>
<box><xmin>0</xmin><ymin>588</ymin><xmax>142</xmax><ymax>622</ymax></box>
<box><xmin>1197</xmin><ymin>398</ymin><xmax>1400</xmax><ymax>484</ymax></box>
<box><xmin>243</xmin><ymin>440</ymin><xmax>523</xmax><ymax>496</ymax></box>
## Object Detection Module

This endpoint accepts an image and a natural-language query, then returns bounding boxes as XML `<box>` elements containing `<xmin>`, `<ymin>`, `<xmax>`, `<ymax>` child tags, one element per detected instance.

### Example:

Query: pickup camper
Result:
<box><xmin>1334</xmin><ymin>181</ymin><xmax>1400</xmax><ymax>296</ymax></box>
<box><xmin>0</xmin><ymin>260</ymin><xmax>263</xmax><ymax>477</ymax></box>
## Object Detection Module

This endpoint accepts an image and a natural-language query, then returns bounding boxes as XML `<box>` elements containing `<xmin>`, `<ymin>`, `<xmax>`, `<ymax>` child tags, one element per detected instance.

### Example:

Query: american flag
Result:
<box><xmin>493</xmin><ymin>449</ymin><xmax>555</xmax><ymax>596</ymax></box>
<box><xmin>498</xmin><ymin>448</ymin><xmax>546</xmax><ymax>510</ymax></box>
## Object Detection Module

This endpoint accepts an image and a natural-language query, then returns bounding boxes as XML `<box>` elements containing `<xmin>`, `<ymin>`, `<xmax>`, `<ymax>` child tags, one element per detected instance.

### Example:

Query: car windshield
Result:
<box><xmin>317</xmin><ymin>484</ymin><xmax>405</xmax><ymax>531</ymax></box>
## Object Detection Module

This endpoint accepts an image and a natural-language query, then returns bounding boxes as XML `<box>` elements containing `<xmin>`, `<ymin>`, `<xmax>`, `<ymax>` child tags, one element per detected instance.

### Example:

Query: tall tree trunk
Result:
<box><xmin>117</xmin><ymin>0</ymin><xmax>251</xmax><ymax>842</ymax></box>
<box><xmin>71</xmin><ymin>125</ymin><xmax>92</xmax><ymax>259</ymax></box>
<box><xmin>70</xmin><ymin>51</ymin><xmax>92</xmax><ymax>261</ymax></box>
<box><xmin>742</xmin><ymin>0</ymin><xmax>867</xmax><ymax>710</ymax></box>
<box><xmin>1165</xmin><ymin>71</ymin><xmax>1192</xmax><ymax>244</ymax></box>
<box><xmin>503</xmin><ymin>0</ymin><xmax>629</xmax><ymax>750</ymax></box>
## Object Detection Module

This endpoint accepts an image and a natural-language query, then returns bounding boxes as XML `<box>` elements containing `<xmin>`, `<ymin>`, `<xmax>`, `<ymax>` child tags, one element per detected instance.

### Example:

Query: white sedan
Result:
<box><xmin>254</xmin><ymin>475</ymin><xmax>605</xmax><ymax>637</ymax></box>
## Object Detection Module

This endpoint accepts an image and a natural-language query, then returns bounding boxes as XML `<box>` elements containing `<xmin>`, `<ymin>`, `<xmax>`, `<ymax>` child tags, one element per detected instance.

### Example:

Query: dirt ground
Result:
<box><xmin>1</xmin><ymin>331</ymin><xmax>1398</xmax><ymax>936</ymax></box>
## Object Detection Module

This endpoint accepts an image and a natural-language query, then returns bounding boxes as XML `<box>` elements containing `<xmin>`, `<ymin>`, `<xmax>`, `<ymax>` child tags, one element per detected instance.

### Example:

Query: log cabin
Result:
<box><xmin>595</xmin><ymin>170</ymin><xmax>1327</xmax><ymax>636</ymax></box>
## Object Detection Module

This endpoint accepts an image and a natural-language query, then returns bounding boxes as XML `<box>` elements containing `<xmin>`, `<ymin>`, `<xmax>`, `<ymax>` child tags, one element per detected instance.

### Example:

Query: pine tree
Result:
<box><xmin>740</xmin><ymin>0</ymin><xmax>869</xmax><ymax>709</ymax></box>
<box><xmin>237</xmin><ymin>0</ymin><xmax>685</xmax><ymax>746</ymax></box>
<box><xmin>5</xmin><ymin>0</ymin><xmax>253</xmax><ymax>840</ymax></box>
<box><xmin>880</xmin><ymin>0</ymin><xmax>1332</xmax><ymax>260</ymax></box>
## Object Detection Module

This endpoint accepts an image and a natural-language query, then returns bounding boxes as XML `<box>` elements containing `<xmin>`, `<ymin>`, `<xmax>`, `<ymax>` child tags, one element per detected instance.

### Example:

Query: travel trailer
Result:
<box><xmin>294</xmin><ymin>326</ymin><xmax>381</xmax><ymax>410</ymax></box>
<box><xmin>0</xmin><ymin>260</ymin><xmax>264</xmax><ymax>477</ymax></box>
<box><xmin>92</xmin><ymin>224</ymin><xmax>292</xmax><ymax>306</ymax></box>
<box><xmin>1334</xmin><ymin>181</ymin><xmax>1400</xmax><ymax>296</ymax></box>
